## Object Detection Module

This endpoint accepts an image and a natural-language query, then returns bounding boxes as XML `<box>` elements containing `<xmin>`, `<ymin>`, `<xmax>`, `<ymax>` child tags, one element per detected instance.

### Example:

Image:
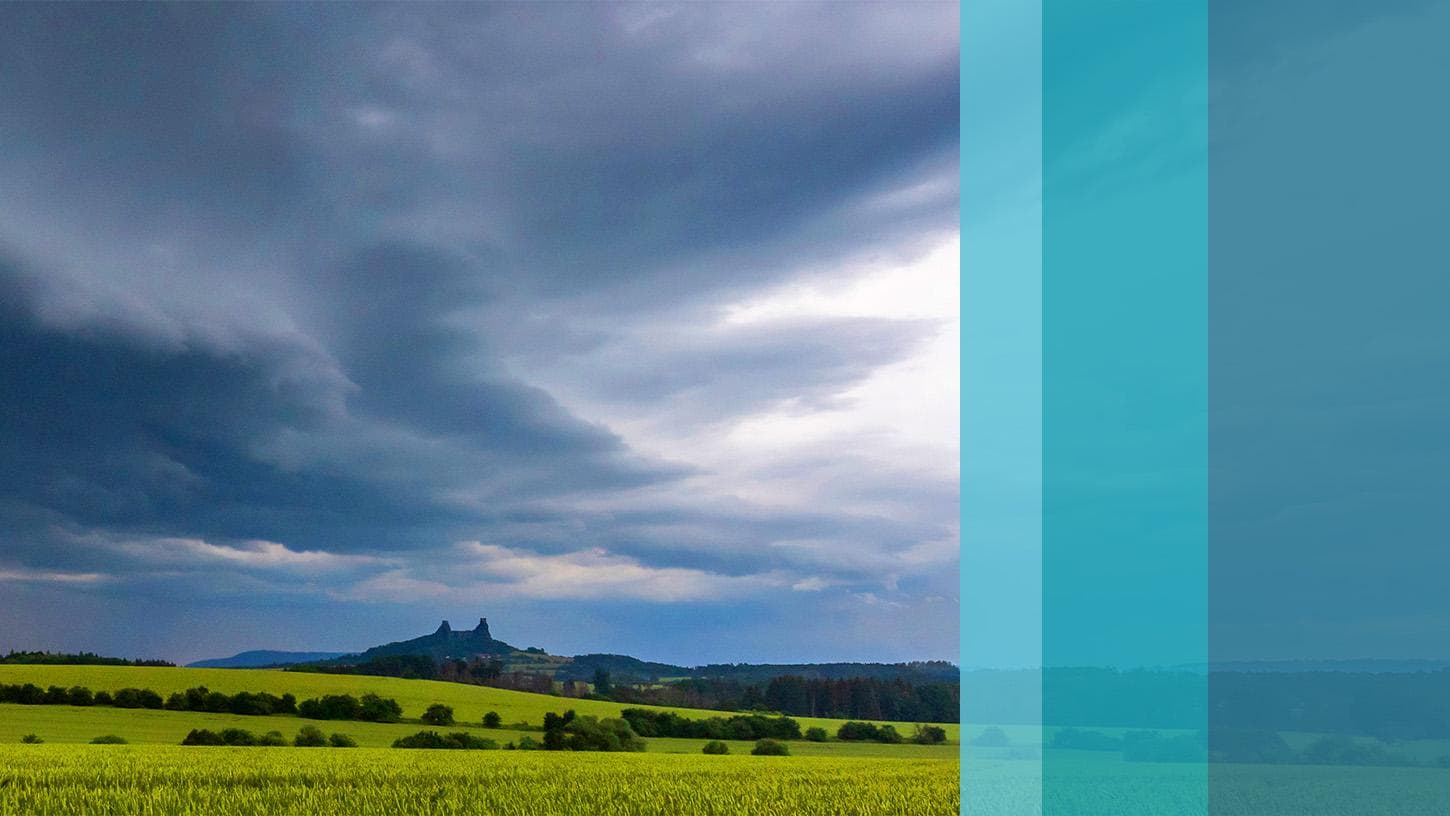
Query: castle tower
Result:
<box><xmin>474</xmin><ymin>617</ymin><xmax>491</xmax><ymax>640</ymax></box>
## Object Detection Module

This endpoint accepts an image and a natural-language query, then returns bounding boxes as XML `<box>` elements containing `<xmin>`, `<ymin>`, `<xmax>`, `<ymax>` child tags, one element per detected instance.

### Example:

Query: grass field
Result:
<box><xmin>0</xmin><ymin>745</ymin><xmax>960</xmax><ymax>816</ymax></box>
<box><xmin>0</xmin><ymin>665</ymin><xmax>958</xmax><ymax>743</ymax></box>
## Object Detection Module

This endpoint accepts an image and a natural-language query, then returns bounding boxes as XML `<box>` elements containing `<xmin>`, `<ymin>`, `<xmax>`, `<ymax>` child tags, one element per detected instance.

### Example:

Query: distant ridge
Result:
<box><xmin>187</xmin><ymin>650</ymin><xmax>353</xmax><ymax>668</ymax></box>
<box><xmin>337</xmin><ymin>617</ymin><xmax>517</xmax><ymax>663</ymax></box>
<box><xmin>189</xmin><ymin>616</ymin><xmax>960</xmax><ymax>685</ymax></box>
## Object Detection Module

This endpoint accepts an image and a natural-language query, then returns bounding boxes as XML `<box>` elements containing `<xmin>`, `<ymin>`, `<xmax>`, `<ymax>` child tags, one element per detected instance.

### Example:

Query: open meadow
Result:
<box><xmin>1</xmin><ymin>665</ymin><xmax>959</xmax><ymax>815</ymax></box>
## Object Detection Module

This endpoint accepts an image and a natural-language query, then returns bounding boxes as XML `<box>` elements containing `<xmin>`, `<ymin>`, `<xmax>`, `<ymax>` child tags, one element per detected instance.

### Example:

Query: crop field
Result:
<box><xmin>0</xmin><ymin>665</ymin><xmax>958</xmax><ymax>743</ymax></box>
<box><xmin>0</xmin><ymin>745</ymin><xmax>960</xmax><ymax>816</ymax></box>
<box><xmin>1</xmin><ymin>665</ymin><xmax>959</xmax><ymax>814</ymax></box>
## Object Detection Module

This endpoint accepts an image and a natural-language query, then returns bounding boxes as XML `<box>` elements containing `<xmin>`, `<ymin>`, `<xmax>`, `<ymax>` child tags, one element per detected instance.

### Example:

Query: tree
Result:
<box><xmin>421</xmin><ymin>703</ymin><xmax>455</xmax><ymax>726</ymax></box>
<box><xmin>805</xmin><ymin>727</ymin><xmax>828</xmax><ymax>742</ymax></box>
<box><xmin>358</xmin><ymin>693</ymin><xmax>403</xmax><ymax>723</ymax></box>
<box><xmin>483</xmin><ymin>711</ymin><xmax>502</xmax><ymax>728</ymax></box>
<box><xmin>702</xmin><ymin>740</ymin><xmax>730</xmax><ymax>754</ymax></box>
<box><xmin>593</xmin><ymin>668</ymin><xmax>613</xmax><ymax>697</ymax></box>
<box><xmin>329</xmin><ymin>733</ymin><xmax>359</xmax><ymax>748</ymax></box>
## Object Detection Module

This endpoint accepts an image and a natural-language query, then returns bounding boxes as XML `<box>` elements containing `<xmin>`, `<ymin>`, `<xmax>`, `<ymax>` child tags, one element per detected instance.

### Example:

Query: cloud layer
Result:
<box><xmin>0</xmin><ymin>2</ymin><xmax>958</xmax><ymax>664</ymax></box>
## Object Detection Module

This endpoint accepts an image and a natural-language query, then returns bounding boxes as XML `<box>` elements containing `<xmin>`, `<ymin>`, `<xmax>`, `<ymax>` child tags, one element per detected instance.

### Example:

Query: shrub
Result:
<box><xmin>329</xmin><ymin>733</ymin><xmax>358</xmax><ymax>748</ymax></box>
<box><xmin>258</xmin><ymin>731</ymin><xmax>287</xmax><ymax>746</ymax></box>
<box><xmin>702</xmin><ymin>740</ymin><xmax>730</xmax><ymax>755</ymax></box>
<box><xmin>392</xmin><ymin>731</ymin><xmax>498</xmax><ymax>750</ymax></box>
<box><xmin>90</xmin><ymin>735</ymin><xmax>127</xmax><ymax>744</ymax></box>
<box><xmin>181</xmin><ymin>729</ymin><xmax>225</xmax><ymax>746</ymax></box>
<box><xmin>93</xmin><ymin>690</ymin><xmax>113</xmax><ymax>706</ymax></box>
<box><xmin>220</xmin><ymin>728</ymin><xmax>258</xmax><ymax>746</ymax></box>
<box><xmin>294</xmin><ymin>726</ymin><xmax>328</xmax><ymax>747</ymax></box>
<box><xmin>912</xmin><ymin>725</ymin><xmax>948</xmax><ymax>745</ymax></box>
<box><xmin>516</xmin><ymin>736</ymin><xmax>540</xmax><ymax>750</ymax></box>
<box><xmin>421</xmin><ymin>703</ymin><xmax>455</xmax><ymax>726</ymax></box>
<box><xmin>751</xmin><ymin>739</ymin><xmax>790</xmax><ymax>756</ymax></box>
<box><xmin>838</xmin><ymin>721</ymin><xmax>905</xmax><ymax>743</ymax></box>
<box><xmin>483</xmin><ymin>711</ymin><xmax>502</xmax><ymax>729</ymax></box>
<box><xmin>67</xmin><ymin>686</ymin><xmax>94</xmax><ymax>706</ymax></box>
<box><xmin>20</xmin><ymin>734</ymin><xmax>42</xmax><ymax>744</ymax></box>
<box><xmin>805</xmin><ymin>727</ymin><xmax>828</xmax><ymax>742</ymax></box>
<box><xmin>45</xmin><ymin>685</ymin><xmax>68</xmax><ymax>704</ymax></box>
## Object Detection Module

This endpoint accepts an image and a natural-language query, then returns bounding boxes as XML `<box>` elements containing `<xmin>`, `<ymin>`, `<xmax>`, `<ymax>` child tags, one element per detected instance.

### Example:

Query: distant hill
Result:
<box><xmin>191</xmin><ymin>615</ymin><xmax>959</xmax><ymax>686</ymax></box>
<box><xmin>187</xmin><ymin>650</ymin><xmax>354</xmax><ymax>669</ymax></box>
<box><xmin>333</xmin><ymin>618</ymin><xmax>517</xmax><ymax>664</ymax></box>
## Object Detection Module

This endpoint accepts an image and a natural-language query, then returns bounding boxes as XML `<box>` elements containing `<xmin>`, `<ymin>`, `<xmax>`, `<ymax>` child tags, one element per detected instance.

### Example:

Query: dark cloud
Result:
<box><xmin>0</xmin><ymin>2</ymin><xmax>958</xmax><ymax>663</ymax></box>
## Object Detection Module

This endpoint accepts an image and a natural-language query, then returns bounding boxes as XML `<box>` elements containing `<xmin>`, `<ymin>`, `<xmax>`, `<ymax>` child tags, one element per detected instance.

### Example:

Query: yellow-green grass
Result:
<box><xmin>0</xmin><ymin>704</ymin><xmax>957</xmax><ymax>758</ymax></box>
<box><xmin>0</xmin><ymin>745</ymin><xmax>960</xmax><ymax>816</ymax></box>
<box><xmin>0</xmin><ymin>664</ymin><xmax>957</xmax><ymax>741</ymax></box>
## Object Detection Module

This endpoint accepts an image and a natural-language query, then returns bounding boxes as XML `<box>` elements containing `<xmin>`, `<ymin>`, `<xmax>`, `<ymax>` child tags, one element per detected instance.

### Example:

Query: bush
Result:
<box><xmin>620</xmin><ymin>709</ymin><xmax>800</xmax><ymax>741</ymax></box>
<box><xmin>258</xmin><ymin>731</ymin><xmax>287</xmax><ymax>746</ymax></box>
<box><xmin>751</xmin><ymin>739</ymin><xmax>790</xmax><ymax>756</ymax></box>
<box><xmin>702</xmin><ymin>740</ymin><xmax>730</xmax><ymax>754</ymax></box>
<box><xmin>516</xmin><ymin>736</ymin><xmax>540</xmax><ymax>750</ymax></box>
<box><xmin>329</xmin><ymin>733</ymin><xmax>358</xmax><ymax>748</ymax></box>
<box><xmin>392</xmin><ymin>731</ymin><xmax>498</xmax><ymax>750</ymax></box>
<box><xmin>421</xmin><ymin>703</ymin><xmax>455</xmax><ymax>726</ymax></box>
<box><xmin>220</xmin><ymin>728</ymin><xmax>258</xmax><ymax>746</ymax></box>
<box><xmin>294</xmin><ymin>726</ymin><xmax>328</xmax><ymax>747</ymax></box>
<box><xmin>20</xmin><ymin>734</ymin><xmax>42</xmax><ymax>744</ymax></box>
<box><xmin>540</xmin><ymin>711</ymin><xmax>647</xmax><ymax>752</ymax></box>
<box><xmin>93</xmin><ymin>690</ymin><xmax>113</xmax><ymax>706</ymax></box>
<box><xmin>805</xmin><ymin>727</ymin><xmax>828</xmax><ymax>742</ymax></box>
<box><xmin>89</xmin><ymin>735</ymin><xmax>127</xmax><ymax>744</ymax></box>
<box><xmin>67</xmin><ymin>686</ymin><xmax>94</xmax><ymax>706</ymax></box>
<box><xmin>483</xmin><ymin>711</ymin><xmax>502</xmax><ymax>728</ymax></box>
<box><xmin>912</xmin><ymin>725</ymin><xmax>948</xmax><ymax>745</ymax></box>
<box><xmin>181</xmin><ymin>729</ymin><xmax>225</xmax><ymax>746</ymax></box>
<box><xmin>838</xmin><ymin>721</ymin><xmax>907</xmax><ymax>744</ymax></box>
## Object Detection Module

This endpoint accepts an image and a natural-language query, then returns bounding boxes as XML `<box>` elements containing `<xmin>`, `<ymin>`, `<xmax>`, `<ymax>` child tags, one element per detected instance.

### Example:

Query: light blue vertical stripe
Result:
<box><xmin>1042</xmin><ymin>0</ymin><xmax>1207</xmax><ymax>813</ymax></box>
<box><xmin>963</xmin><ymin>1</ymin><xmax>1041</xmax><ymax>813</ymax></box>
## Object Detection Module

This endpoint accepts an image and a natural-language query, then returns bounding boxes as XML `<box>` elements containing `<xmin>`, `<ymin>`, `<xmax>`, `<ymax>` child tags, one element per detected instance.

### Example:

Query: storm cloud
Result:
<box><xmin>0</xmin><ymin>2</ymin><xmax>958</xmax><ymax>664</ymax></box>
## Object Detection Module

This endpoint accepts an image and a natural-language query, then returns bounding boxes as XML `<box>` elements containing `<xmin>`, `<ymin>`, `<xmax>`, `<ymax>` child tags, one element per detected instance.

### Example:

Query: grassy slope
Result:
<box><xmin>0</xmin><ymin>665</ymin><xmax>958</xmax><ymax>755</ymax></box>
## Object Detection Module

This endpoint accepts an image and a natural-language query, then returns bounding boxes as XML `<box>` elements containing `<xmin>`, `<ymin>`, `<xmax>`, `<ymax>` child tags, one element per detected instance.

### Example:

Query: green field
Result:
<box><xmin>1</xmin><ymin>664</ymin><xmax>959</xmax><ymax>814</ymax></box>
<box><xmin>0</xmin><ymin>665</ymin><xmax>958</xmax><ymax>744</ymax></box>
<box><xmin>0</xmin><ymin>745</ymin><xmax>960</xmax><ymax>816</ymax></box>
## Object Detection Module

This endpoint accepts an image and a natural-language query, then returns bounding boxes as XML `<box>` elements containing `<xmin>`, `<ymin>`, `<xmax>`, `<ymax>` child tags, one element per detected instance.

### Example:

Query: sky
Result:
<box><xmin>0</xmin><ymin>3</ymin><xmax>960</xmax><ymax>665</ymax></box>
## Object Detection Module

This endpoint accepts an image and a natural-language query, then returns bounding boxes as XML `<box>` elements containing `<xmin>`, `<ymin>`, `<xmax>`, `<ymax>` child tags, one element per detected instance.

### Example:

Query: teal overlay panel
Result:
<box><xmin>1209</xmin><ymin>1</ymin><xmax>1450</xmax><ymax>812</ymax></box>
<box><xmin>1043</xmin><ymin>0</ymin><xmax>1207</xmax><ymax>813</ymax></box>
<box><xmin>963</xmin><ymin>0</ymin><xmax>1041</xmax><ymax>813</ymax></box>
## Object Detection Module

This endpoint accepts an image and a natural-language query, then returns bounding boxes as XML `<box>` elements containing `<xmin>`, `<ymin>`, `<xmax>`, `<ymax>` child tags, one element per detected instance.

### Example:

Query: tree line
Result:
<box><xmin>606</xmin><ymin>675</ymin><xmax>958</xmax><ymax>723</ymax></box>
<box><xmin>1</xmin><ymin>650</ymin><xmax>173</xmax><ymax>667</ymax></box>
<box><xmin>619</xmin><ymin>708</ymin><xmax>801</xmax><ymax>741</ymax></box>
<box><xmin>0</xmin><ymin>682</ymin><xmax>405</xmax><ymax>723</ymax></box>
